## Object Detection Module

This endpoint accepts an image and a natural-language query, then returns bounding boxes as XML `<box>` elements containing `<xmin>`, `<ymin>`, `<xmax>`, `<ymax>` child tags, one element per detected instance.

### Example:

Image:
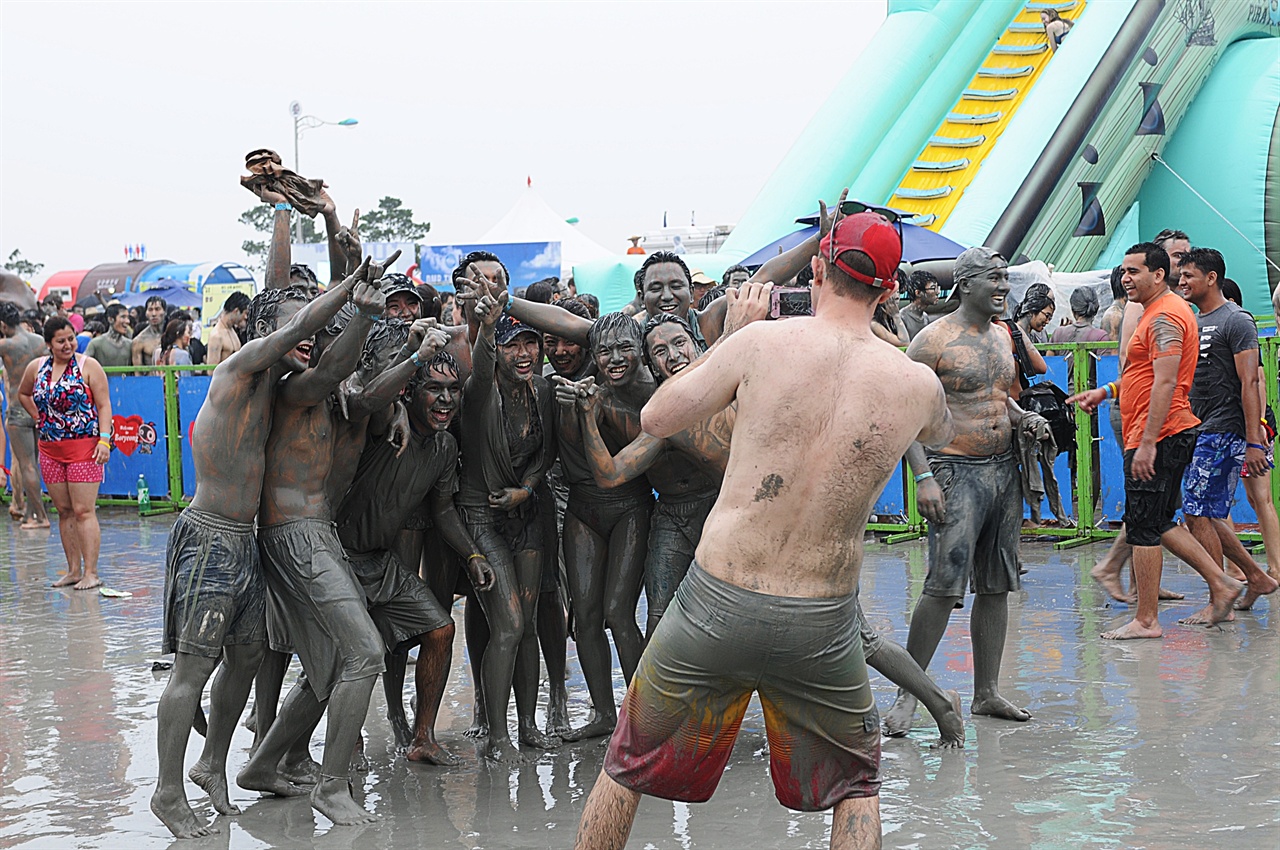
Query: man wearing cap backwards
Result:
<box><xmin>573</xmin><ymin>210</ymin><xmax>953</xmax><ymax>850</ymax></box>
<box><xmin>885</xmin><ymin>247</ymin><xmax>1034</xmax><ymax>735</ymax></box>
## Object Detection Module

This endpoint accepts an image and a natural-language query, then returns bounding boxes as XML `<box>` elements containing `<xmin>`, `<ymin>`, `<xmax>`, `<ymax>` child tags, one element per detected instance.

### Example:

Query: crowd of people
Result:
<box><xmin>2</xmin><ymin>162</ymin><xmax>1277</xmax><ymax>848</ymax></box>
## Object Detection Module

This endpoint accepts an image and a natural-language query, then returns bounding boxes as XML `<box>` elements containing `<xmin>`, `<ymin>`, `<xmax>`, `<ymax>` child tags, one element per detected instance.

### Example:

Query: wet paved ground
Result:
<box><xmin>1</xmin><ymin>509</ymin><xmax>1277</xmax><ymax>849</ymax></box>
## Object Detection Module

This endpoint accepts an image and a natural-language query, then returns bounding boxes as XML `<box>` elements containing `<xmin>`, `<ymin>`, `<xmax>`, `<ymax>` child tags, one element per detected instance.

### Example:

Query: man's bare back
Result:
<box><xmin>646</xmin><ymin>317</ymin><xmax>950</xmax><ymax>599</ymax></box>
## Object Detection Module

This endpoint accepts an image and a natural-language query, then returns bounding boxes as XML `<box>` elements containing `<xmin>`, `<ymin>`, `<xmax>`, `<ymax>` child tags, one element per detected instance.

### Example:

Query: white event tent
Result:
<box><xmin>479</xmin><ymin>185</ymin><xmax>613</xmax><ymax>277</ymax></box>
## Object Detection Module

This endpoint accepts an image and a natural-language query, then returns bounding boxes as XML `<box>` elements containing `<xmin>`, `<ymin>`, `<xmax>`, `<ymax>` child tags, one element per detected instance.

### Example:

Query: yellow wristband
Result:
<box><xmin>468</xmin><ymin>553</ymin><xmax>485</xmax><ymax>561</ymax></box>
<box><xmin>97</xmin><ymin>439</ymin><xmax>111</xmax><ymax>448</ymax></box>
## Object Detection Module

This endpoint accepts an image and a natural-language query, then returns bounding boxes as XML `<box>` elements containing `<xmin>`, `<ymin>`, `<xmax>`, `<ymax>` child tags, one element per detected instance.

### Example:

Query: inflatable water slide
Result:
<box><xmin>719</xmin><ymin>0</ymin><xmax>1280</xmax><ymax>317</ymax></box>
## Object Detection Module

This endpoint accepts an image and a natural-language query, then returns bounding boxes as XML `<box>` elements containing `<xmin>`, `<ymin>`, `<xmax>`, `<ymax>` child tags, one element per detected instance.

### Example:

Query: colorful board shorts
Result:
<box><xmin>1123</xmin><ymin>428</ymin><xmax>1196</xmax><ymax>547</ymax></box>
<box><xmin>923</xmin><ymin>451</ymin><xmax>1022</xmax><ymax>597</ymax></box>
<box><xmin>38</xmin><ymin>438</ymin><xmax>103</xmax><ymax>485</ymax></box>
<box><xmin>258</xmin><ymin>518</ymin><xmax>385</xmax><ymax>702</ymax></box>
<box><xmin>163</xmin><ymin>508</ymin><xmax>266</xmax><ymax>658</ymax></box>
<box><xmin>348</xmin><ymin>549</ymin><xmax>453</xmax><ymax>653</ymax></box>
<box><xmin>605</xmin><ymin>562</ymin><xmax>880</xmax><ymax>811</ymax></box>
<box><xmin>1182</xmin><ymin>431</ymin><xmax>1245</xmax><ymax>519</ymax></box>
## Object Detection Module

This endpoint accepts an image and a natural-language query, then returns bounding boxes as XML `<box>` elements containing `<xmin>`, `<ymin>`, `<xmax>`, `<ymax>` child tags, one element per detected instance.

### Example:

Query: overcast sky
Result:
<box><xmin>1</xmin><ymin>1</ymin><xmax>884</xmax><ymax>281</ymax></box>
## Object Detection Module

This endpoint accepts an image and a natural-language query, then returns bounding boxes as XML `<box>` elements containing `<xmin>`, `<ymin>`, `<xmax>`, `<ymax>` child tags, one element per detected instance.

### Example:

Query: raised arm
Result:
<box><xmin>505</xmin><ymin>297</ymin><xmax>592</xmax><ymax>346</ymax></box>
<box><xmin>281</xmin><ymin>277</ymin><xmax>386</xmax><ymax>407</ymax></box>
<box><xmin>466</xmin><ymin>285</ymin><xmax>505</xmax><ymax>395</ymax></box>
<box><xmin>264</xmin><ymin>199</ymin><xmax>293</xmax><ymax>290</ymax></box>
<box><xmin>349</xmin><ymin>322</ymin><xmax>449</xmax><ymax>419</ymax></box>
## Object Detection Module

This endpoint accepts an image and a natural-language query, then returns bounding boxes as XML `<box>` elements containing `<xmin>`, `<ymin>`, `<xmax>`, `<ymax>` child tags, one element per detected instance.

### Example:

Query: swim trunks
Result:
<box><xmin>923</xmin><ymin>451</ymin><xmax>1021</xmax><ymax>597</ymax></box>
<box><xmin>1181</xmin><ymin>431</ymin><xmax>1245</xmax><ymax>519</ymax></box>
<box><xmin>853</xmin><ymin>591</ymin><xmax>884</xmax><ymax>657</ymax></box>
<box><xmin>162</xmin><ymin>508</ymin><xmax>265</xmax><ymax>658</ymax></box>
<box><xmin>258</xmin><ymin>518</ymin><xmax>385</xmax><ymax>701</ymax></box>
<box><xmin>347</xmin><ymin>549</ymin><xmax>453</xmax><ymax>653</ymax></box>
<box><xmin>1123</xmin><ymin>428</ymin><xmax>1196</xmax><ymax>547</ymax></box>
<box><xmin>644</xmin><ymin>489</ymin><xmax>716</xmax><ymax>627</ymax></box>
<box><xmin>606</xmin><ymin>562</ymin><xmax>880</xmax><ymax>811</ymax></box>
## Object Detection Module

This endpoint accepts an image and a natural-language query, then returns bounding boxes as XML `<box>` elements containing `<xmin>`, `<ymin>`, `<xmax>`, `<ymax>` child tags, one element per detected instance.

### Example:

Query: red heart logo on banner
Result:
<box><xmin>112</xmin><ymin>414</ymin><xmax>143</xmax><ymax>456</ymax></box>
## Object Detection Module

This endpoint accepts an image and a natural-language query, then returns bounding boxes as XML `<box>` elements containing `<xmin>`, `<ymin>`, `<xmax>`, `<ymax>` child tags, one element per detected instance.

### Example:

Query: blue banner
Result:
<box><xmin>104</xmin><ymin>375</ymin><xmax>169</xmax><ymax>499</ymax></box>
<box><xmin>417</xmin><ymin>241</ymin><xmax>561</xmax><ymax>292</ymax></box>
<box><xmin>177</xmin><ymin>375</ymin><xmax>212</xmax><ymax>499</ymax></box>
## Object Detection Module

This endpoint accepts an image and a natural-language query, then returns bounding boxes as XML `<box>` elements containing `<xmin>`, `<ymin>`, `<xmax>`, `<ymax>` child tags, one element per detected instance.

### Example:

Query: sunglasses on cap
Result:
<box><xmin>827</xmin><ymin>200</ymin><xmax>905</xmax><ymax>281</ymax></box>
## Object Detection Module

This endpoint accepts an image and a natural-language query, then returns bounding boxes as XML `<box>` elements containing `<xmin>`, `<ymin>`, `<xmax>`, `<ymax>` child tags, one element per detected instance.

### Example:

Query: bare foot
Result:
<box><xmin>481</xmin><ymin>738</ymin><xmax>529</xmax><ymax>765</ymax></box>
<box><xmin>192</xmin><ymin>705</ymin><xmax>208</xmax><ymax>738</ymax></box>
<box><xmin>19</xmin><ymin>519</ymin><xmax>49</xmax><ymax>530</ymax></box>
<box><xmin>1177</xmin><ymin>576</ymin><xmax>1246</xmax><ymax>626</ymax></box>
<box><xmin>518</xmin><ymin>720</ymin><xmax>560</xmax><ymax>750</ymax></box>
<box><xmin>310</xmin><ymin>776</ymin><xmax>376</xmax><ymax>826</ymax></box>
<box><xmin>51</xmin><ymin>573</ymin><xmax>83</xmax><ymax>588</ymax></box>
<box><xmin>388</xmin><ymin>711</ymin><xmax>413</xmax><ymax>749</ymax></box>
<box><xmin>237</xmin><ymin>763</ymin><xmax>310</xmax><ymax>797</ymax></box>
<box><xmin>151</xmin><ymin>786</ymin><xmax>218</xmax><ymax>839</ymax></box>
<box><xmin>932</xmin><ymin>690</ymin><xmax>965</xmax><ymax>748</ymax></box>
<box><xmin>1178</xmin><ymin>605</ymin><xmax>1235</xmax><ymax>626</ymax></box>
<box><xmin>1101</xmin><ymin>619</ymin><xmax>1162</xmax><ymax>640</ymax></box>
<box><xmin>1246</xmin><ymin>572</ymin><xmax>1279</xmax><ymax>597</ymax></box>
<box><xmin>74</xmin><ymin>575</ymin><xmax>102</xmax><ymax>591</ymax></box>
<box><xmin>1090</xmin><ymin>564</ymin><xmax>1130</xmax><ymax>603</ymax></box>
<box><xmin>545</xmin><ymin>696</ymin><xmax>572</xmax><ymax>738</ymax></box>
<box><xmin>278</xmin><ymin>753</ymin><xmax>321</xmax><ymax>787</ymax></box>
<box><xmin>883</xmin><ymin>691</ymin><xmax>918</xmax><ymax>738</ymax></box>
<box><xmin>406</xmin><ymin>737</ymin><xmax>461</xmax><ymax>766</ymax></box>
<box><xmin>189</xmin><ymin>760</ymin><xmax>240</xmax><ymax>816</ymax></box>
<box><xmin>561</xmin><ymin>713</ymin><xmax>615</xmax><ymax>743</ymax></box>
<box><xmin>464</xmin><ymin>719</ymin><xmax>488</xmax><ymax>740</ymax></box>
<box><xmin>1158</xmin><ymin>587</ymin><xmax>1186</xmax><ymax>600</ymax></box>
<box><xmin>971</xmin><ymin>694</ymin><xmax>1031</xmax><ymax>722</ymax></box>
<box><xmin>8</xmin><ymin>504</ymin><xmax>23</xmax><ymax>520</ymax></box>
<box><xmin>350</xmin><ymin>733</ymin><xmax>369</xmax><ymax>773</ymax></box>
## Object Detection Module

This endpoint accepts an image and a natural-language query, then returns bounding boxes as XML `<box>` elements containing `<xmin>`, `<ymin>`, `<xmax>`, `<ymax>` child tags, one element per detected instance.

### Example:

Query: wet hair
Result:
<box><xmin>1109</xmin><ymin>265</ymin><xmax>1125</xmax><ymax>300</ymax></box>
<box><xmin>1015</xmin><ymin>284</ymin><xmax>1055</xmax><ymax>321</ymax></box>
<box><xmin>1221</xmin><ymin>277</ymin><xmax>1244</xmax><ymax>306</ymax></box>
<box><xmin>526</xmin><ymin>279</ymin><xmax>556</xmax><ymax>304</ymax></box>
<box><xmin>22</xmin><ymin>309</ymin><xmax>43</xmax><ymax>335</ymax></box>
<box><xmin>42</xmin><ymin>316</ymin><xmax>73</xmax><ymax>344</ymax></box>
<box><xmin>639</xmin><ymin>251</ymin><xmax>692</xmax><ymax>290</ymax></box>
<box><xmin>698</xmin><ymin>284</ymin><xmax>728</xmax><ymax>311</ymax></box>
<box><xmin>145</xmin><ymin>295</ymin><xmax>168</xmax><ymax>313</ymax></box>
<box><xmin>406</xmin><ymin>350</ymin><xmax>461</xmax><ymax>401</ymax></box>
<box><xmin>1152</xmin><ymin>229</ymin><xmax>1189</xmax><ymax>250</ymax></box>
<box><xmin>160</xmin><ymin>318</ymin><xmax>190</xmax><ymax>351</ymax></box>
<box><xmin>1041</xmin><ymin>8</ymin><xmax>1064</xmax><ymax>22</ymax></box>
<box><xmin>1069</xmin><ymin>286</ymin><xmax>1100</xmax><ymax>320</ymax></box>
<box><xmin>0</xmin><ymin>302</ymin><xmax>20</xmax><ymax>330</ymax></box>
<box><xmin>588</xmin><ymin>311</ymin><xmax>644</xmax><ymax>354</ymax></box>
<box><xmin>289</xmin><ymin>264</ymin><xmax>319</xmax><ymax>286</ymax></box>
<box><xmin>358</xmin><ymin>318</ymin><xmax>411</xmax><ymax>374</ymax></box>
<box><xmin>320</xmin><ymin>301</ymin><xmax>357</xmax><ymax>338</ymax></box>
<box><xmin>1125</xmin><ymin>242</ymin><xmax>1170</xmax><ymax>278</ymax></box>
<box><xmin>721</xmin><ymin>264</ymin><xmax>749</xmax><ymax>286</ymax></box>
<box><xmin>1179</xmin><ymin>247</ymin><xmax>1225</xmax><ymax>282</ymax></box>
<box><xmin>642</xmin><ymin>312</ymin><xmax>702</xmax><ymax>382</ymax></box>
<box><xmin>415</xmin><ymin>283</ymin><xmax>441</xmax><ymax>321</ymax></box>
<box><xmin>568</xmin><ymin>294</ymin><xmax>596</xmax><ymax>317</ymax></box>
<box><xmin>906</xmin><ymin>270</ymin><xmax>939</xmax><ymax>300</ymax></box>
<box><xmin>246</xmin><ymin>285</ymin><xmax>310</xmax><ymax>340</ymax></box>
<box><xmin>85</xmin><ymin>320</ymin><xmax>107</xmax><ymax>336</ymax></box>
<box><xmin>558</xmin><ymin>298</ymin><xmax>593</xmax><ymax>322</ymax></box>
<box><xmin>953</xmin><ymin>246</ymin><xmax>1006</xmax><ymax>287</ymax></box>
<box><xmin>222</xmin><ymin>291</ymin><xmax>251</xmax><ymax>314</ymax></box>
<box><xmin>452</xmin><ymin>250</ymin><xmax>510</xmax><ymax>287</ymax></box>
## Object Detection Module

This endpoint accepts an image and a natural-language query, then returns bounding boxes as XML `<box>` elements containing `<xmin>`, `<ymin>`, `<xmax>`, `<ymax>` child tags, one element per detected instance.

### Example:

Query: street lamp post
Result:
<box><xmin>289</xmin><ymin>101</ymin><xmax>358</xmax><ymax>242</ymax></box>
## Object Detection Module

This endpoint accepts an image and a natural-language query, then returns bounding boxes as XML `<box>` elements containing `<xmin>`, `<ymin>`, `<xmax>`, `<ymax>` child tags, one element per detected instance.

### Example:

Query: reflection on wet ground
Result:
<box><xmin>1</xmin><ymin>510</ymin><xmax>1277</xmax><ymax>849</ymax></box>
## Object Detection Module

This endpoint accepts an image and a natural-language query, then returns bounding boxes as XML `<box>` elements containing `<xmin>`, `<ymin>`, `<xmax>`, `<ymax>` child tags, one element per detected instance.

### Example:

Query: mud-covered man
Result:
<box><xmin>131</xmin><ymin>295</ymin><xmax>167</xmax><ymax>366</ymax></box>
<box><xmin>0</xmin><ymin>302</ymin><xmax>51</xmax><ymax>530</ymax></box>
<box><xmin>886</xmin><ymin>246</ymin><xmax>1033</xmax><ymax>733</ymax></box>
<box><xmin>150</xmin><ymin>261</ymin><xmax>370</xmax><ymax>840</ymax></box>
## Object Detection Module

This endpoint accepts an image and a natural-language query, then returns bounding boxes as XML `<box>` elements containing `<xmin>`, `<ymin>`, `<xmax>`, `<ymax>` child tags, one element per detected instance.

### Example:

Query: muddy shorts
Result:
<box><xmin>460</xmin><ymin>501</ymin><xmax>543</xmax><ymax>555</ymax></box>
<box><xmin>1181</xmin><ymin>431</ymin><xmax>1244</xmax><ymax>520</ymax></box>
<box><xmin>644</xmin><ymin>490</ymin><xmax>716</xmax><ymax>626</ymax></box>
<box><xmin>348</xmin><ymin>549</ymin><xmax>453</xmax><ymax>653</ymax></box>
<box><xmin>924</xmin><ymin>451</ymin><xmax>1021</xmax><ymax>597</ymax></box>
<box><xmin>853</xmin><ymin>591</ymin><xmax>884</xmax><ymax>657</ymax></box>
<box><xmin>258</xmin><ymin>519</ymin><xmax>385</xmax><ymax>702</ymax></box>
<box><xmin>162</xmin><ymin>509</ymin><xmax>266</xmax><ymax>658</ymax></box>
<box><xmin>1123</xmin><ymin>428</ymin><xmax>1196</xmax><ymax>547</ymax></box>
<box><xmin>606</xmin><ymin>562</ymin><xmax>880</xmax><ymax>811</ymax></box>
<box><xmin>6</xmin><ymin>404</ymin><xmax>34</xmax><ymax>429</ymax></box>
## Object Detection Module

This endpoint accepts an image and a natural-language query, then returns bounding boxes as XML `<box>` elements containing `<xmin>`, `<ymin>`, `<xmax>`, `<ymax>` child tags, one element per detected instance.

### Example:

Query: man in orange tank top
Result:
<box><xmin>1069</xmin><ymin>243</ymin><xmax>1243</xmax><ymax>639</ymax></box>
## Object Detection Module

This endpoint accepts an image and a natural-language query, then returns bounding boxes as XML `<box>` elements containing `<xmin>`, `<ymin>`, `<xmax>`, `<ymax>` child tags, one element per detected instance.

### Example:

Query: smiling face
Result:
<box><xmin>1177</xmin><ymin>262</ymin><xmax>1215</xmax><ymax>307</ymax></box>
<box><xmin>641</xmin><ymin>263</ymin><xmax>692</xmax><ymax>319</ymax></box>
<box><xmin>48</xmin><ymin>327</ymin><xmax>77</xmax><ymax>362</ymax></box>
<box><xmin>1121</xmin><ymin>252</ymin><xmax>1166</xmax><ymax>307</ymax></box>
<box><xmin>385</xmin><ymin>292</ymin><xmax>420</xmax><ymax>320</ymax></box>
<box><xmin>960</xmin><ymin>258</ymin><xmax>1010</xmax><ymax>317</ymax></box>
<box><xmin>645</xmin><ymin>321</ymin><xmax>698</xmax><ymax>381</ymax></box>
<box><xmin>1027</xmin><ymin>302</ymin><xmax>1055</xmax><ymax>332</ymax></box>
<box><xmin>496</xmin><ymin>333</ymin><xmax>540</xmax><ymax>384</ymax></box>
<box><xmin>111</xmin><ymin>310</ymin><xmax>132</xmax><ymax>336</ymax></box>
<box><xmin>594</xmin><ymin>325</ymin><xmax>642</xmax><ymax>387</ymax></box>
<box><xmin>544</xmin><ymin>332</ymin><xmax>585</xmax><ymax>377</ymax></box>
<box><xmin>410</xmin><ymin>365</ymin><xmax>461</xmax><ymax>432</ymax></box>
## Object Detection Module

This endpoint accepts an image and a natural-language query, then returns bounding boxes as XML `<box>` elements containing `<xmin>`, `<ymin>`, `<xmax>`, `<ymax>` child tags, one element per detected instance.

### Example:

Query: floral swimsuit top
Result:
<box><xmin>33</xmin><ymin>355</ymin><xmax>98</xmax><ymax>443</ymax></box>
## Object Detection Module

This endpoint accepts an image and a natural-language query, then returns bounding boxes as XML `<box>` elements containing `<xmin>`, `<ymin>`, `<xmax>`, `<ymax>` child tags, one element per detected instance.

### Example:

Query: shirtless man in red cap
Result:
<box><xmin>573</xmin><ymin>205</ymin><xmax>954</xmax><ymax>850</ymax></box>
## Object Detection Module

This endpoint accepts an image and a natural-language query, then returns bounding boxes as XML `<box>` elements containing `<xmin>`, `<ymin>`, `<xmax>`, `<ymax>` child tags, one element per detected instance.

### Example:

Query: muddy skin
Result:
<box><xmin>459</xmin><ymin>292</ymin><xmax>558</xmax><ymax>763</ymax></box>
<box><xmin>151</xmin><ymin>272</ymin><xmax>364</xmax><ymax>840</ymax></box>
<box><xmin>0</xmin><ymin>315</ymin><xmax>50</xmax><ymax>528</ymax></box>
<box><xmin>900</xmin><ymin>248</ymin><xmax>1031</xmax><ymax>724</ymax></box>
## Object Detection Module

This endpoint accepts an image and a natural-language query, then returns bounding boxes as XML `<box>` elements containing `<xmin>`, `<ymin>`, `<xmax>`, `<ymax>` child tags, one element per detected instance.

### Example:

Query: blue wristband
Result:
<box><xmin>410</xmin><ymin>351</ymin><xmax>421</xmax><ymax>367</ymax></box>
<box><xmin>1247</xmin><ymin>443</ymin><xmax>1269</xmax><ymax>452</ymax></box>
<box><xmin>914</xmin><ymin>471</ymin><xmax>934</xmax><ymax>483</ymax></box>
<box><xmin>275</xmin><ymin>202</ymin><xmax>292</xmax><ymax>211</ymax></box>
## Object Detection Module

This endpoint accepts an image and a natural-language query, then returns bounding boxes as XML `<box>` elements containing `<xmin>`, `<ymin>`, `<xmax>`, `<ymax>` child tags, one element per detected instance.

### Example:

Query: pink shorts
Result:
<box><xmin>39</xmin><ymin>452</ymin><xmax>104</xmax><ymax>485</ymax></box>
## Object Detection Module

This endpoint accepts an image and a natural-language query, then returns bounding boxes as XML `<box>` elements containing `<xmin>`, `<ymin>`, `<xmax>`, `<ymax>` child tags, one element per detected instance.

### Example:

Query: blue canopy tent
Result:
<box><xmin>739</xmin><ymin>215</ymin><xmax>968</xmax><ymax>269</ymax></box>
<box><xmin>117</xmin><ymin>280</ymin><xmax>203</xmax><ymax>309</ymax></box>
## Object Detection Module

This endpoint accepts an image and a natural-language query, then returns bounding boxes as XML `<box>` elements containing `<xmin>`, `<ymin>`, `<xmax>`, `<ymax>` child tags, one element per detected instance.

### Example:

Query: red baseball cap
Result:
<box><xmin>818</xmin><ymin>212</ymin><xmax>903</xmax><ymax>288</ymax></box>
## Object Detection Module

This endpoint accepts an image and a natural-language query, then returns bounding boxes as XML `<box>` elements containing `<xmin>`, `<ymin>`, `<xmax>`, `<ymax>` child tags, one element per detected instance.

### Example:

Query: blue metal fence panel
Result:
<box><xmin>103</xmin><ymin>375</ymin><xmax>169</xmax><ymax>498</ymax></box>
<box><xmin>177</xmin><ymin>375</ymin><xmax>212</xmax><ymax>499</ymax></box>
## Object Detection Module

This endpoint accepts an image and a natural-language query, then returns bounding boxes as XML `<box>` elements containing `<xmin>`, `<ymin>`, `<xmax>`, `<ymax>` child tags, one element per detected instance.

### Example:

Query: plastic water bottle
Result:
<box><xmin>137</xmin><ymin>475</ymin><xmax>150</xmax><ymax>514</ymax></box>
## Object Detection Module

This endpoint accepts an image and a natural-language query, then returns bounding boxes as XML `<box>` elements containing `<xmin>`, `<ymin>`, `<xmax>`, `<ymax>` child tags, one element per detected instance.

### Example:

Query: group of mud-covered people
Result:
<box><xmin>146</xmin><ymin>161</ymin><xmax>1276</xmax><ymax>849</ymax></box>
